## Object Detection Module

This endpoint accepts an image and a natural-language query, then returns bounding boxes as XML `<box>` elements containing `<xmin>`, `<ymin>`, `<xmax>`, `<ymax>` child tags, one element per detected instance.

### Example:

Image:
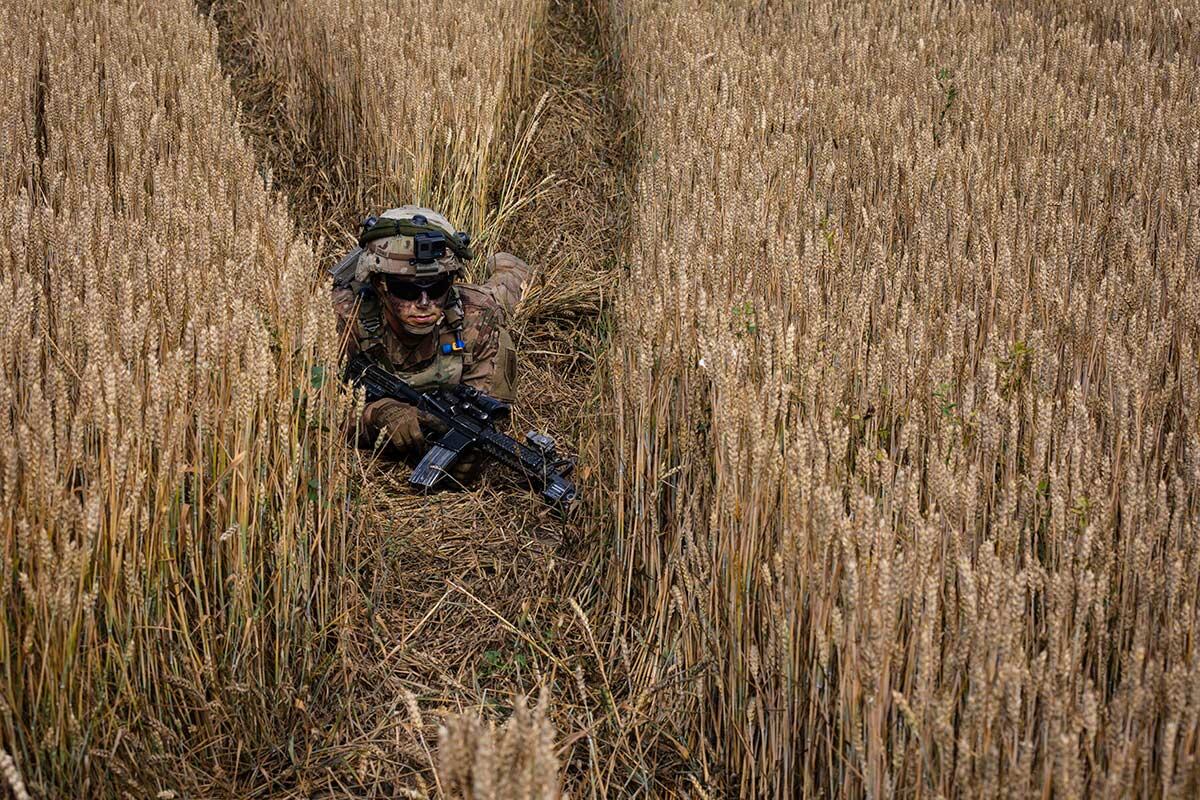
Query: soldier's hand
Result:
<box><xmin>417</xmin><ymin>410</ymin><xmax>449</xmax><ymax>437</ymax></box>
<box><xmin>365</xmin><ymin>399</ymin><xmax>425</xmax><ymax>452</ymax></box>
<box><xmin>447</xmin><ymin>448</ymin><xmax>483</xmax><ymax>486</ymax></box>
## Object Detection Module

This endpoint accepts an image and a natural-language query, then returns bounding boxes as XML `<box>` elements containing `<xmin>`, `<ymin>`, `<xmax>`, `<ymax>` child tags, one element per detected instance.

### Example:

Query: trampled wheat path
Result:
<box><xmin>205</xmin><ymin>0</ymin><xmax>636</xmax><ymax>794</ymax></box>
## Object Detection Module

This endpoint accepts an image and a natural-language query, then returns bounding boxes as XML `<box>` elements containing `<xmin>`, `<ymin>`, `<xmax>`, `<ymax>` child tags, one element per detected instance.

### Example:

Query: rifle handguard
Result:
<box><xmin>342</xmin><ymin>355</ymin><xmax>577</xmax><ymax>516</ymax></box>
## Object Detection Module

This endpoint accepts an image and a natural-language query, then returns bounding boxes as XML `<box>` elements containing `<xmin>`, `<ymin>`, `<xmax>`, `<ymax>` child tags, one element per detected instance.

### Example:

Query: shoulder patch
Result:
<box><xmin>458</xmin><ymin>283</ymin><xmax>504</xmax><ymax>339</ymax></box>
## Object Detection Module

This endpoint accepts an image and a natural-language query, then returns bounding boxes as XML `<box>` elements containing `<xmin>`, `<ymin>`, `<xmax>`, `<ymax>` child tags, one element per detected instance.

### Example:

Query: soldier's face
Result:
<box><xmin>377</xmin><ymin>275</ymin><xmax>452</xmax><ymax>332</ymax></box>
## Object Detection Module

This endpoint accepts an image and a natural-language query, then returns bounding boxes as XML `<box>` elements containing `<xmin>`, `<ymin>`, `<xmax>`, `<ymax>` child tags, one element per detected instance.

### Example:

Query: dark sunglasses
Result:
<box><xmin>381</xmin><ymin>275</ymin><xmax>453</xmax><ymax>302</ymax></box>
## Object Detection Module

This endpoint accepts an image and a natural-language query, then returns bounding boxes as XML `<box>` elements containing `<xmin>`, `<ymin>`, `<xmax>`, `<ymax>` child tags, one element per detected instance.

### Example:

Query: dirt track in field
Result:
<box><xmin>208</xmin><ymin>0</ymin><xmax>639</xmax><ymax>794</ymax></box>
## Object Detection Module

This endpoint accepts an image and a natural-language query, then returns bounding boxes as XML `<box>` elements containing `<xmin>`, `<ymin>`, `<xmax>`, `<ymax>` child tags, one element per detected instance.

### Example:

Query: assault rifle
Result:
<box><xmin>343</xmin><ymin>354</ymin><xmax>577</xmax><ymax>516</ymax></box>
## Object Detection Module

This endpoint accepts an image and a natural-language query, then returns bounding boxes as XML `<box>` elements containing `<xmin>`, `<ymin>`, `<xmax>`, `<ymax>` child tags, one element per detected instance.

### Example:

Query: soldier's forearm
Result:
<box><xmin>459</xmin><ymin>369</ymin><xmax>495</xmax><ymax>398</ymax></box>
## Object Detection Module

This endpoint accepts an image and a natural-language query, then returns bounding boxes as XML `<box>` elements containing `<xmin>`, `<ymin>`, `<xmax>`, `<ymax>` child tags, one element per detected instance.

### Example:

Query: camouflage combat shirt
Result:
<box><xmin>332</xmin><ymin>252</ymin><xmax>530</xmax><ymax>406</ymax></box>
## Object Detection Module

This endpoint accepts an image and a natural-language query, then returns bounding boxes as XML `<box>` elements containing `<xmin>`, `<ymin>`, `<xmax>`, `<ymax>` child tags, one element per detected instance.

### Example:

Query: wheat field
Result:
<box><xmin>0</xmin><ymin>0</ymin><xmax>350</xmax><ymax>794</ymax></box>
<box><xmin>2</xmin><ymin>0</ymin><xmax>1199</xmax><ymax>797</ymax></box>
<box><xmin>605</xmin><ymin>0</ymin><xmax>1200</xmax><ymax>796</ymax></box>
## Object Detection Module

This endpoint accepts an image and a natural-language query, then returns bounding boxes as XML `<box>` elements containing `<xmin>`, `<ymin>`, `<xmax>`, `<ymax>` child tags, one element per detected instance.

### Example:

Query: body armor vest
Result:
<box><xmin>391</xmin><ymin>330</ymin><xmax>465</xmax><ymax>391</ymax></box>
<box><xmin>353</xmin><ymin>287</ymin><xmax>467</xmax><ymax>392</ymax></box>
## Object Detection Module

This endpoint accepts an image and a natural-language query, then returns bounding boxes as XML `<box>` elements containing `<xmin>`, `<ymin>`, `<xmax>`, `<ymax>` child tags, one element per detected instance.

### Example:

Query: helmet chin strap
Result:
<box><xmin>400</xmin><ymin>319</ymin><xmax>439</xmax><ymax>336</ymax></box>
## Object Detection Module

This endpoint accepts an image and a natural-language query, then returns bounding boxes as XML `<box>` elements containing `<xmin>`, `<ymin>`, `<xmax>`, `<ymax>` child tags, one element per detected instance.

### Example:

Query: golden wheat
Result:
<box><xmin>212</xmin><ymin>0</ymin><xmax>548</xmax><ymax>263</ymax></box>
<box><xmin>7</xmin><ymin>0</ymin><xmax>1200</xmax><ymax>795</ymax></box>
<box><xmin>0</xmin><ymin>747</ymin><xmax>31</xmax><ymax>800</ymax></box>
<box><xmin>437</xmin><ymin>690</ymin><xmax>561</xmax><ymax>800</ymax></box>
<box><xmin>0</xmin><ymin>0</ymin><xmax>349</xmax><ymax>794</ymax></box>
<box><xmin>604</xmin><ymin>0</ymin><xmax>1200</xmax><ymax>796</ymax></box>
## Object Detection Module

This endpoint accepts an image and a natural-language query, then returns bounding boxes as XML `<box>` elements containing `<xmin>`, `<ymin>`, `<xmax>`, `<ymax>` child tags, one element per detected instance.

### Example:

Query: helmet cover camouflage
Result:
<box><xmin>354</xmin><ymin>205</ymin><xmax>469</xmax><ymax>282</ymax></box>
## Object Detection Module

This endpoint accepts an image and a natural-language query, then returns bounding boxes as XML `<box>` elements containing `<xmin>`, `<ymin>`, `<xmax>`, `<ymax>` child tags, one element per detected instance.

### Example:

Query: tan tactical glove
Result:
<box><xmin>364</xmin><ymin>399</ymin><xmax>425</xmax><ymax>452</ymax></box>
<box><xmin>364</xmin><ymin>400</ymin><xmax>481</xmax><ymax>483</ymax></box>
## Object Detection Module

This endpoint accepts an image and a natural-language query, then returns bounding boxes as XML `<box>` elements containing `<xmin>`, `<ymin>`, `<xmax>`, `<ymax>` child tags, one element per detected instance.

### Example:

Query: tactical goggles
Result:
<box><xmin>381</xmin><ymin>275</ymin><xmax>453</xmax><ymax>302</ymax></box>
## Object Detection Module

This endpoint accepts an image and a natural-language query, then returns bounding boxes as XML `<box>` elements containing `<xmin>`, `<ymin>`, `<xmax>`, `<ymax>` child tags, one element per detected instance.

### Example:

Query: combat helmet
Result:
<box><xmin>353</xmin><ymin>205</ymin><xmax>474</xmax><ymax>283</ymax></box>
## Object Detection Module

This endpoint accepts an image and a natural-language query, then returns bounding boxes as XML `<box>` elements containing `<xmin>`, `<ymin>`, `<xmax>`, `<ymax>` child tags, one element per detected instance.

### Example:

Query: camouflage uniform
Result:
<box><xmin>331</xmin><ymin>207</ymin><xmax>530</xmax><ymax>470</ymax></box>
<box><xmin>332</xmin><ymin>252</ymin><xmax>529</xmax><ymax>401</ymax></box>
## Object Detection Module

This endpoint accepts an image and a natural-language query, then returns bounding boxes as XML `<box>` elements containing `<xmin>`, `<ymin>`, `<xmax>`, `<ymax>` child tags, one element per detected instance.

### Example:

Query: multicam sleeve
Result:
<box><xmin>459</xmin><ymin>298</ymin><xmax>503</xmax><ymax>396</ymax></box>
<box><xmin>331</xmin><ymin>285</ymin><xmax>374</xmax><ymax>443</ymax></box>
<box><xmin>482</xmin><ymin>252</ymin><xmax>532</xmax><ymax>316</ymax></box>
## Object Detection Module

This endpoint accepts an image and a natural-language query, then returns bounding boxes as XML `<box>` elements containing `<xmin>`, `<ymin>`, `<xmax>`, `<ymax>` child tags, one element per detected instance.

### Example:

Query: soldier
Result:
<box><xmin>331</xmin><ymin>205</ymin><xmax>530</xmax><ymax>484</ymax></box>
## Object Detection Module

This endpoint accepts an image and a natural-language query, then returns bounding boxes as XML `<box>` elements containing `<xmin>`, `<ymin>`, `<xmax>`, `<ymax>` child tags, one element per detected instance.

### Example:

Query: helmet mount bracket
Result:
<box><xmin>411</xmin><ymin>231</ymin><xmax>448</xmax><ymax>265</ymax></box>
